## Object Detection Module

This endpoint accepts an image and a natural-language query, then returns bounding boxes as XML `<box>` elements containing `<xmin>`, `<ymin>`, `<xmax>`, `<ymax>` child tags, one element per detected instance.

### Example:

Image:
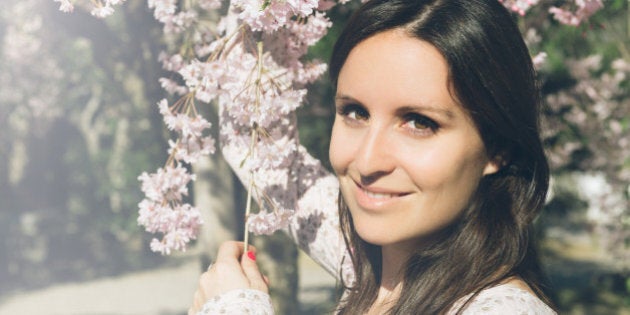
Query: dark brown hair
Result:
<box><xmin>330</xmin><ymin>0</ymin><xmax>553</xmax><ymax>313</ymax></box>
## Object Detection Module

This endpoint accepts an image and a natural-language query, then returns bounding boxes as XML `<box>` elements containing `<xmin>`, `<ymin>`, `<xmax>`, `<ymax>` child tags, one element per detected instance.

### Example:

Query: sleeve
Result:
<box><xmin>454</xmin><ymin>286</ymin><xmax>557</xmax><ymax>315</ymax></box>
<box><xmin>196</xmin><ymin>289</ymin><xmax>274</xmax><ymax>315</ymax></box>
<box><xmin>219</xmin><ymin>106</ymin><xmax>354</xmax><ymax>284</ymax></box>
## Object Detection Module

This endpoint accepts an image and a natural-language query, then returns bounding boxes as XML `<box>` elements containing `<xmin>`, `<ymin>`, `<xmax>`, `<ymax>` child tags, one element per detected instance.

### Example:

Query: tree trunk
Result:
<box><xmin>254</xmin><ymin>232</ymin><xmax>299</xmax><ymax>314</ymax></box>
<box><xmin>193</xmin><ymin>153</ymin><xmax>239</xmax><ymax>267</ymax></box>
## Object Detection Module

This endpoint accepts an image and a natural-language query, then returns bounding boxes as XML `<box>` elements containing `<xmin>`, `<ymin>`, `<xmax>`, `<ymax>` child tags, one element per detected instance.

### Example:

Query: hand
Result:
<box><xmin>188</xmin><ymin>241</ymin><xmax>268</xmax><ymax>315</ymax></box>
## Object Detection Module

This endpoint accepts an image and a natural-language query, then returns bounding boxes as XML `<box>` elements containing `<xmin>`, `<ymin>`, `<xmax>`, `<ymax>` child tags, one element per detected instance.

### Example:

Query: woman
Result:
<box><xmin>190</xmin><ymin>0</ymin><xmax>556</xmax><ymax>313</ymax></box>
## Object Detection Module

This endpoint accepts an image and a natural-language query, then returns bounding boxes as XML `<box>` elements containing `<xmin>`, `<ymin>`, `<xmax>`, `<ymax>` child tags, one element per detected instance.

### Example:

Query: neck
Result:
<box><xmin>375</xmin><ymin>244</ymin><xmax>411</xmax><ymax>303</ymax></box>
<box><xmin>380</xmin><ymin>245</ymin><xmax>408</xmax><ymax>290</ymax></box>
<box><xmin>378</xmin><ymin>230</ymin><xmax>448</xmax><ymax>289</ymax></box>
<box><xmin>366</xmin><ymin>244</ymin><xmax>409</xmax><ymax>314</ymax></box>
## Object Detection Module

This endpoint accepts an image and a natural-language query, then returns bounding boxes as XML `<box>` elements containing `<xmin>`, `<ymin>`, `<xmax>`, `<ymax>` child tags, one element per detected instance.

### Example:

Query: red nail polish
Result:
<box><xmin>247</xmin><ymin>251</ymin><xmax>256</xmax><ymax>261</ymax></box>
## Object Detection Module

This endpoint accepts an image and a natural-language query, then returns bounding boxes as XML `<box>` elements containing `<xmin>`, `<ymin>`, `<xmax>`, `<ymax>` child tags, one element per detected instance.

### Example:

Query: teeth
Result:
<box><xmin>364</xmin><ymin>190</ymin><xmax>395</xmax><ymax>199</ymax></box>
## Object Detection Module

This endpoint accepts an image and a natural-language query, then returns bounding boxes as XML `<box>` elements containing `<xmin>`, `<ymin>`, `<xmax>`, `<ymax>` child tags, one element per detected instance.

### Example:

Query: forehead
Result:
<box><xmin>337</xmin><ymin>29</ymin><xmax>462</xmax><ymax>113</ymax></box>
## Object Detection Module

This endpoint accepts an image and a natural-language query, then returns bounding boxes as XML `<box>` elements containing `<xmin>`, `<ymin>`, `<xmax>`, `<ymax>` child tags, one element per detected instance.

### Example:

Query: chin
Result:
<box><xmin>353</xmin><ymin>219</ymin><xmax>448</xmax><ymax>249</ymax></box>
<box><xmin>354</xmin><ymin>222</ymin><xmax>411</xmax><ymax>246</ymax></box>
<box><xmin>357</xmin><ymin>234</ymin><xmax>391</xmax><ymax>246</ymax></box>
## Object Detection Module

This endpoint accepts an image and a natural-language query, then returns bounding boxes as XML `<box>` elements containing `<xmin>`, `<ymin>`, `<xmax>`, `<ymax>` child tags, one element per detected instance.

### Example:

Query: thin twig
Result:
<box><xmin>242</xmin><ymin>41</ymin><xmax>265</xmax><ymax>252</ymax></box>
<box><xmin>243</xmin><ymin>126</ymin><xmax>257</xmax><ymax>251</ymax></box>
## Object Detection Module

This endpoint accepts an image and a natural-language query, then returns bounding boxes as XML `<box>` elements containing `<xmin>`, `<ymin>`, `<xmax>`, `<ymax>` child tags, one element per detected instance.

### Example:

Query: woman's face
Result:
<box><xmin>330</xmin><ymin>30</ymin><xmax>499</xmax><ymax>249</ymax></box>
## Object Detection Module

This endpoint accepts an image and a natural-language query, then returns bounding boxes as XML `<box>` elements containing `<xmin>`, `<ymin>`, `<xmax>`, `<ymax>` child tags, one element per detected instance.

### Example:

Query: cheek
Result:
<box><xmin>329</xmin><ymin>119</ymin><xmax>352</xmax><ymax>175</ymax></box>
<box><xmin>400</xmin><ymin>144</ymin><xmax>444</xmax><ymax>181</ymax></box>
<box><xmin>403</xmin><ymin>140</ymin><xmax>486</xmax><ymax>192</ymax></box>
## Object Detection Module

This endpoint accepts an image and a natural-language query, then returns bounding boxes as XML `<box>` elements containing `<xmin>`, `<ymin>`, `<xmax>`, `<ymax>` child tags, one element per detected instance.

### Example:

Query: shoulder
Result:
<box><xmin>455</xmin><ymin>284</ymin><xmax>557</xmax><ymax>315</ymax></box>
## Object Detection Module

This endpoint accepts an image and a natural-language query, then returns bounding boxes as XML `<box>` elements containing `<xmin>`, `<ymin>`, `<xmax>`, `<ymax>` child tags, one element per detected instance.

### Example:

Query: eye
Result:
<box><xmin>402</xmin><ymin>113</ymin><xmax>439</xmax><ymax>135</ymax></box>
<box><xmin>338</xmin><ymin>103</ymin><xmax>369</xmax><ymax>122</ymax></box>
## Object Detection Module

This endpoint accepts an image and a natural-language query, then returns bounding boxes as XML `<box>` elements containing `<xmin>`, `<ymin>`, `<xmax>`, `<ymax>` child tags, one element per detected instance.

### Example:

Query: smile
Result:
<box><xmin>362</xmin><ymin>190</ymin><xmax>398</xmax><ymax>199</ymax></box>
<box><xmin>351</xmin><ymin>180</ymin><xmax>410</xmax><ymax>210</ymax></box>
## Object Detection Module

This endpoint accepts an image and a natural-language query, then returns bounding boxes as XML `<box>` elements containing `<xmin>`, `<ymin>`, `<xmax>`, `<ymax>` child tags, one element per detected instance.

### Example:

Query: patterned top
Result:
<box><xmin>197</xmin><ymin>109</ymin><xmax>556</xmax><ymax>314</ymax></box>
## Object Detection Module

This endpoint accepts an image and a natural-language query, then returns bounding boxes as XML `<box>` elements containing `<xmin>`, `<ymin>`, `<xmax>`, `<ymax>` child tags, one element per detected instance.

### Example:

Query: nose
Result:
<box><xmin>355</xmin><ymin>124</ymin><xmax>396</xmax><ymax>184</ymax></box>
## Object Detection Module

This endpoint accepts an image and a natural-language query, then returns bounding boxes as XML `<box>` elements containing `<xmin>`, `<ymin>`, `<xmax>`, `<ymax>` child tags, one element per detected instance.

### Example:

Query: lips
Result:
<box><xmin>352</xmin><ymin>179</ymin><xmax>410</xmax><ymax>210</ymax></box>
<box><xmin>363</xmin><ymin>190</ymin><xmax>398</xmax><ymax>199</ymax></box>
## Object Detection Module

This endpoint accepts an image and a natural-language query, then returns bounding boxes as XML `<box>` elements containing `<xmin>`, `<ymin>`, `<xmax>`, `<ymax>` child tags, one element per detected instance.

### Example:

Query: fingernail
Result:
<box><xmin>247</xmin><ymin>251</ymin><xmax>256</xmax><ymax>261</ymax></box>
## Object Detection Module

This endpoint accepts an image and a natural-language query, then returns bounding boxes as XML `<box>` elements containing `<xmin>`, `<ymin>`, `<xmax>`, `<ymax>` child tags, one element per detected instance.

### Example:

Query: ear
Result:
<box><xmin>482</xmin><ymin>154</ymin><xmax>507</xmax><ymax>176</ymax></box>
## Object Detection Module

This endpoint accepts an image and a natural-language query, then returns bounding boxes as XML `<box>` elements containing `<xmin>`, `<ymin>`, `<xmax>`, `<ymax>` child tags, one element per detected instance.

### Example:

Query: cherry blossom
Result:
<box><xmin>159</xmin><ymin>77</ymin><xmax>188</xmax><ymax>96</ymax></box>
<box><xmin>179</xmin><ymin>60</ymin><xmax>225</xmax><ymax>103</ymax></box>
<box><xmin>139</xmin><ymin>165</ymin><xmax>196</xmax><ymax>203</ymax></box>
<box><xmin>549</xmin><ymin>0</ymin><xmax>603</xmax><ymax>26</ymax></box>
<box><xmin>139</xmin><ymin>201</ymin><xmax>203</xmax><ymax>255</ymax></box>
<box><xmin>53</xmin><ymin>0</ymin><xmax>126</xmax><ymax>18</ymax></box>
<box><xmin>168</xmin><ymin>137</ymin><xmax>216</xmax><ymax>164</ymax></box>
<box><xmin>137</xmin><ymin>164</ymin><xmax>203</xmax><ymax>255</ymax></box>
<box><xmin>91</xmin><ymin>5</ymin><xmax>115</xmax><ymax>18</ymax></box>
<box><xmin>498</xmin><ymin>0</ymin><xmax>540</xmax><ymax>16</ymax></box>
<box><xmin>531</xmin><ymin>52</ymin><xmax>547</xmax><ymax>69</ymax></box>
<box><xmin>233</xmin><ymin>0</ymin><xmax>320</xmax><ymax>32</ymax></box>
<box><xmin>148</xmin><ymin>0</ymin><xmax>177</xmax><ymax>22</ymax></box>
<box><xmin>158</xmin><ymin>52</ymin><xmax>185</xmax><ymax>72</ymax></box>
<box><xmin>53</xmin><ymin>0</ymin><xmax>74</xmax><ymax>12</ymax></box>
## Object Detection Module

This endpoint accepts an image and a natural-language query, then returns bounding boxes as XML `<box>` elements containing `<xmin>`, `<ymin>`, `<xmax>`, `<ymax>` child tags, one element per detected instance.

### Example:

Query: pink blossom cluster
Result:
<box><xmin>212</xmin><ymin>48</ymin><xmax>309</xmax><ymax>129</ymax></box>
<box><xmin>135</xmin><ymin>96</ymin><xmax>216</xmax><ymax>255</ymax></box>
<box><xmin>139</xmin><ymin>166</ymin><xmax>195</xmax><ymax>202</ymax></box>
<box><xmin>233</xmin><ymin>0</ymin><xmax>320</xmax><ymax>32</ymax></box>
<box><xmin>158</xmin><ymin>99</ymin><xmax>216</xmax><ymax>163</ymax></box>
<box><xmin>145</xmin><ymin>0</ymin><xmax>220</xmax><ymax>34</ymax></box>
<box><xmin>137</xmin><ymin>165</ymin><xmax>202</xmax><ymax>255</ymax></box>
<box><xmin>498</xmin><ymin>0</ymin><xmax>540</xmax><ymax>16</ymax></box>
<box><xmin>148</xmin><ymin>0</ymin><xmax>200</xmax><ymax>34</ymax></box>
<box><xmin>498</xmin><ymin>0</ymin><xmax>603</xmax><ymax>26</ymax></box>
<box><xmin>531</xmin><ymin>52</ymin><xmax>547</xmax><ymax>69</ymax></box>
<box><xmin>262</xmin><ymin>12</ymin><xmax>332</xmax><ymax>84</ymax></box>
<box><xmin>53</xmin><ymin>0</ymin><xmax>74</xmax><ymax>12</ymax></box>
<box><xmin>137</xmin><ymin>0</ymin><xmax>344</xmax><ymax>252</ymax></box>
<box><xmin>251</xmin><ymin>133</ymin><xmax>298</xmax><ymax>171</ymax></box>
<box><xmin>549</xmin><ymin>0</ymin><xmax>603</xmax><ymax>26</ymax></box>
<box><xmin>179</xmin><ymin>59</ymin><xmax>228</xmax><ymax>104</ymax></box>
<box><xmin>53</xmin><ymin>0</ymin><xmax>127</xmax><ymax>18</ymax></box>
<box><xmin>158</xmin><ymin>52</ymin><xmax>188</xmax><ymax>95</ymax></box>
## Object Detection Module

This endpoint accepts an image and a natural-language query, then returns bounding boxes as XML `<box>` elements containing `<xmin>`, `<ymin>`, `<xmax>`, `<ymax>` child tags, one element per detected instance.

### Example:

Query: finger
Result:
<box><xmin>215</xmin><ymin>241</ymin><xmax>245</xmax><ymax>264</ymax></box>
<box><xmin>191</xmin><ymin>290</ymin><xmax>202</xmax><ymax>314</ymax></box>
<box><xmin>241</xmin><ymin>250</ymin><xmax>269</xmax><ymax>293</ymax></box>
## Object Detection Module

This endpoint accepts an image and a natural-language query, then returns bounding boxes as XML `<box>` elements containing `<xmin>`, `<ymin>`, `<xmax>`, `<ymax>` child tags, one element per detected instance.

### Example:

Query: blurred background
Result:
<box><xmin>0</xmin><ymin>0</ymin><xmax>628</xmax><ymax>314</ymax></box>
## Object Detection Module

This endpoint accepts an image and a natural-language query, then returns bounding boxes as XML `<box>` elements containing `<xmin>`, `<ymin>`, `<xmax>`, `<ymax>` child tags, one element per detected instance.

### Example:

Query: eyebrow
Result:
<box><xmin>335</xmin><ymin>94</ymin><xmax>456</xmax><ymax>119</ymax></box>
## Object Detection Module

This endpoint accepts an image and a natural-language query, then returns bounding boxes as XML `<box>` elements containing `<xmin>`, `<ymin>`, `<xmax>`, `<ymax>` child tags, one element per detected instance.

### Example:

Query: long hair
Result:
<box><xmin>329</xmin><ymin>0</ymin><xmax>553</xmax><ymax>313</ymax></box>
